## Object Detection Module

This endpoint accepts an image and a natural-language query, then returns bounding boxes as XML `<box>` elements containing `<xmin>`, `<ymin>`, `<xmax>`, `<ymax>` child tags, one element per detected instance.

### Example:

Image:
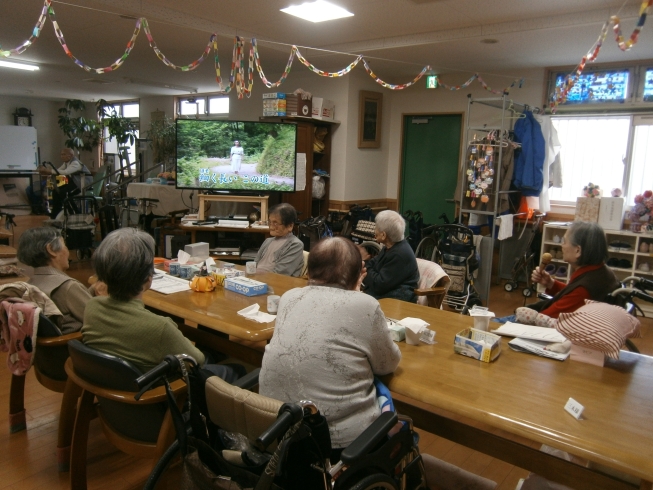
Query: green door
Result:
<box><xmin>400</xmin><ymin>114</ymin><xmax>462</xmax><ymax>225</ymax></box>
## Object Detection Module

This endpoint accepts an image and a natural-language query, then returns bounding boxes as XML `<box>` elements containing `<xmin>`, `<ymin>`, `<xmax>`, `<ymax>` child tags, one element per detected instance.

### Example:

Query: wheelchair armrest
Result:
<box><xmin>233</xmin><ymin>368</ymin><xmax>260</xmax><ymax>390</ymax></box>
<box><xmin>340</xmin><ymin>411</ymin><xmax>398</xmax><ymax>465</ymax></box>
<box><xmin>537</xmin><ymin>293</ymin><xmax>552</xmax><ymax>301</ymax></box>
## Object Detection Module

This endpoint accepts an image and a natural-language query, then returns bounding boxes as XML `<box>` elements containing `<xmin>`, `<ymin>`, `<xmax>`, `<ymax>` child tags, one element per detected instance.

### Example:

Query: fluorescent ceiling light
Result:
<box><xmin>0</xmin><ymin>60</ymin><xmax>39</xmax><ymax>71</ymax></box>
<box><xmin>281</xmin><ymin>0</ymin><xmax>354</xmax><ymax>23</ymax></box>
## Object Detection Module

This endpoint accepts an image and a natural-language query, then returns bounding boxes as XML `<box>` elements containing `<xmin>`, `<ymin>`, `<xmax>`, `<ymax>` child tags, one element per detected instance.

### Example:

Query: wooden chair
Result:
<box><xmin>415</xmin><ymin>258</ymin><xmax>450</xmax><ymax>308</ymax></box>
<box><xmin>65</xmin><ymin>340</ymin><xmax>186</xmax><ymax>490</ymax></box>
<box><xmin>7</xmin><ymin>313</ymin><xmax>82</xmax><ymax>469</ymax></box>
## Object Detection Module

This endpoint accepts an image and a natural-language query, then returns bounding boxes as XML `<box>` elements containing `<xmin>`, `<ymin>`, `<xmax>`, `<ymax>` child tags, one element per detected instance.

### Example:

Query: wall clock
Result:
<box><xmin>13</xmin><ymin>107</ymin><xmax>33</xmax><ymax>126</ymax></box>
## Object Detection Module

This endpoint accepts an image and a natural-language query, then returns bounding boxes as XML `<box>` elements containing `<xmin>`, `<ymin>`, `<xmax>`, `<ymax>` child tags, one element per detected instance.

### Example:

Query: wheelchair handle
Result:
<box><xmin>135</xmin><ymin>354</ymin><xmax>198</xmax><ymax>391</ymax></box>
<box><xmin>256</xmin><ymin>402</ymin><xmax>303</xmax><ymax>450</ymax></box>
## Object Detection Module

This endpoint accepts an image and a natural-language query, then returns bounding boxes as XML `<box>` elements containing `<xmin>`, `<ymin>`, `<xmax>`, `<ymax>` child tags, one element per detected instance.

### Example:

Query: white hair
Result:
<box><xmin>375</xmin><ymin>210</ymin><xmax>406</xmax><ymax>243</ymax></box>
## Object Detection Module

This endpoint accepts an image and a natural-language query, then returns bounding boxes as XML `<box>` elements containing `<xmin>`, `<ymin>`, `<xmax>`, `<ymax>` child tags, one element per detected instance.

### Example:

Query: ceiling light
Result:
<box><xmin>281</xmin><ymin>1</ymin><xmax>354</xmax><ymax>23</ymax></box>
<box><xmin>0</xmin><ymin>60</ymin><xmax>40</xmax><ymax>71</ymax></box>
<box><xmin>480</xmin><ymin>39</ymin><xmax>499</xmax><ymax>44</ymax></box>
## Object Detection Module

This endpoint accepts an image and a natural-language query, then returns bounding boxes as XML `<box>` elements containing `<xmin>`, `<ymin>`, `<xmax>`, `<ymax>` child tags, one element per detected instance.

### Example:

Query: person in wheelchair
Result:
<box><xmin>530</xmin><ymin>221</ymin><xmax>620</xmax><ymax>318</ymax></box>
<box><xmin>17</xmin><ymin>227</ymin><xmax>105</xmax><ymax>333</ymax></box>
<box><xmin>255</xmin><ymin>203</ymin><xmax>304</xmax><ymax>277</ymax></box>
<box><xmin>82</xmin><ymin>228</ymin><xmax>243</xmax><ymax>382</ymax></box>
<box><xmin>38</xmin><ymin>148</ymin><xmax>92</xmax><ymax>219</ymax></box>
<box><xmin>260</xmin><ymin>236</ymin><xmax>402</xmax><ymax>454</ymax></box>
<box><xmin>357</xmin><ymin>210</ymin><xmax>419</xmax><ymax>303</ymax></box>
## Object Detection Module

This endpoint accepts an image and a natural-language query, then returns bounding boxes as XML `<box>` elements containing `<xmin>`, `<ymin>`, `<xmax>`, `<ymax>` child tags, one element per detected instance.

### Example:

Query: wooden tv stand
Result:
<box><xmin>197</xmin><ymin>194</ymin><xmax>269</xmax><ymax>222</ymax></box>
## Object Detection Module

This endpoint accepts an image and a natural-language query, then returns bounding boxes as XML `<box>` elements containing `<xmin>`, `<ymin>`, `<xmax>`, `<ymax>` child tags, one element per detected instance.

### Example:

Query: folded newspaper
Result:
<box><xmin>508</xmin><ymin>338</ymin><xmax>570</xmax><ymax>361</ymax></box>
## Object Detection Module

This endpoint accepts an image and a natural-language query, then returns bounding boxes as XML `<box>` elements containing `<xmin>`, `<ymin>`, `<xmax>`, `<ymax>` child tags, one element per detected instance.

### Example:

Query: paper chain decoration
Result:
<box><xmin>1</xmin><ymin>0</ymin><xmax>649</xmax><ymax>99</ymax></box>
<box><xmin>550</xmin><ymin>0</ymin><xmax>653</xmax><ymax>111</ymax></box>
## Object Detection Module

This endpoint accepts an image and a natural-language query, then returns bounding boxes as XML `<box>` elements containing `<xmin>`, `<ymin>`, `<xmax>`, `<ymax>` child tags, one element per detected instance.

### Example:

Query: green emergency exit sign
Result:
<box><xmin>426</xmin><ymin>75</ymin><xmax>438</xmax><ymax>89</ymax></box>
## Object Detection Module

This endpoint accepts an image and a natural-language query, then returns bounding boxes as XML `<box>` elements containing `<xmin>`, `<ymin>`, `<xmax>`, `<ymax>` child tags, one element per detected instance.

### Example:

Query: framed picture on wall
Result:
<box><xmin>358</xmin><ymin>90</ymin><xmax>383</xmax><ymax>148</ymax></box>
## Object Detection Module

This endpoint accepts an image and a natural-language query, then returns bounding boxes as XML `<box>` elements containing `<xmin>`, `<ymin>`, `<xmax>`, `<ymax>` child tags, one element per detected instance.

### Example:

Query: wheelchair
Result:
<box><xmin>138</xmin><ymin>355</ymin><xmax>427</xmax><ymax>490</ymax></box>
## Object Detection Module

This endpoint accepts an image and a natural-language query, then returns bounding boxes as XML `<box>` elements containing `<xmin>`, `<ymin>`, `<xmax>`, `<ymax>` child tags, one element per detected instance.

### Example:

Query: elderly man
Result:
<box><xmin>39</xmin><ymin>148</ymin><xmax>92</xmax><ymax>218</ymax></box>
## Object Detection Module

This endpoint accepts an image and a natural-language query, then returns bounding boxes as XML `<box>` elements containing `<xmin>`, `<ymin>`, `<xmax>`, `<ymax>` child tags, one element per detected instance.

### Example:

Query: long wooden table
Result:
<box><xmin>143</xmin><ymin>274</ymin><xmax>653</xmax><ymax>489</ymax></box>
<box><xmin>379</xmin><ymin>299</ymin><xmax>653</xmax><ymax>490</ymax></box>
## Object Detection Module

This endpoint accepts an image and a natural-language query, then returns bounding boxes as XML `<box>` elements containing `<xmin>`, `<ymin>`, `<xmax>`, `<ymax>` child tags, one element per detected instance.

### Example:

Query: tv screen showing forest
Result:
<box><xmin>176</xmin><ymin>119</ymin><xmax>297</xmax><ymax>192</ymax></box>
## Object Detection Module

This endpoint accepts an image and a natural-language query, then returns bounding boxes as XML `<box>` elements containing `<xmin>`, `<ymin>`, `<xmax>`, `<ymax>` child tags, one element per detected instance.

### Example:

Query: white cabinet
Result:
<box><xmin>542</xmin><ymin>222</ymin><xmax>653</xmax><ymax>283</ymax></box>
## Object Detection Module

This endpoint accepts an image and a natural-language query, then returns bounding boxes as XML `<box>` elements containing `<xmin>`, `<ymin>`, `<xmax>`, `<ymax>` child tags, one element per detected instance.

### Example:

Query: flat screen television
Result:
<box><xmin>176</xmin><ymin>119</ymin><xmax>297</xmax><ymax>192</ymax></box>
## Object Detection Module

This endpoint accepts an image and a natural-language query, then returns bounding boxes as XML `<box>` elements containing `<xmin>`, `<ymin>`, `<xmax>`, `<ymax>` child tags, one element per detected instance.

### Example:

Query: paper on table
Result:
<box><xmin>491</xmin><ymin>322</ymin><xmax>566</xmax><ymax>343</ymax></box>
<box><xmin>508</xmin><ymin>338</ymin><xmax>570</xmax><ymax>361</ymax></box>
<box><xmin>149</xmin><ymin>274</ymin><xmax>191</xmax><ymax>294</ymax></box>
<box><xmin>296</xmin><ymin>153</ymin><xmax>306</xmax><ymax>191</ymax></box>
<box><xmin>400</xmin><ymin>317</ymin><xmax>429</xmax><ymax>345</ymax></box>
<box><xmin>237</xmin><ymin>304</ymin><xmax>276</xmax><ymax>323</ymax></box>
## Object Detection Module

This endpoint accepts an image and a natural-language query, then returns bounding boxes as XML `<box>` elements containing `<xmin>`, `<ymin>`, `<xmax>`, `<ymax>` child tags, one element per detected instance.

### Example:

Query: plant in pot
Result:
<box><xmin>145</xmin><ymin>116</ymin><xmax>176</xmax><ymax>182</ymax></box>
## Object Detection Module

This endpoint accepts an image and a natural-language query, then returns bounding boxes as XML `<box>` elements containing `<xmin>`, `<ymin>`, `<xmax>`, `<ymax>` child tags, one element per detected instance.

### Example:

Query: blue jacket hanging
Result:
<box><xmin>513</xmin><ymin>111</ymin><xmax>545</xmax><ymax>197</ymax></box>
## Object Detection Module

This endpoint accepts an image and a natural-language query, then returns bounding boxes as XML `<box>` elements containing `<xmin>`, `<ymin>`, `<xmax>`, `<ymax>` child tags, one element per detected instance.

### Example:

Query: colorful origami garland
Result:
<box><xmin>550</xmin><ymin>0</ymin><xmax>652</xmax><ymax>111</ymax></box>
<box><xmin>3</xmin><ymin>0</ymin><xmax>648</xmax><ymax>99</ymax></box>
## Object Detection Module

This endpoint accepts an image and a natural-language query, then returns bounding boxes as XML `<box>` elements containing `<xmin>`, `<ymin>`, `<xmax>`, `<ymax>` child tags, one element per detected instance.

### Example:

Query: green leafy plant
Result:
<box><xmin>145</xmin><ymin>116</ymin><xmax>176</xmax><ymax>165</ymax></box>
<box><xmin>57</xmin><ymin>99</ymin><xmax>101</xmax><ymax>152</ymax></box>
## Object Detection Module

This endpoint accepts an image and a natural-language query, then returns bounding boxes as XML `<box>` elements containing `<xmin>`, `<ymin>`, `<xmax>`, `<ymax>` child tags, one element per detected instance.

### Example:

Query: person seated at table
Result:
<box><xmin>17</xmin><ymin>227</ymin><xmax>105</xmax><ymax>334</ymax></box>
<box><xmin>357</xmin><ymin>210</ymin><xmax>419</xmax><ymax>303</ymax></box>
<box><xmin>530</xmin><ymin>221</ymin><xmax>620</xmax><ymax>318</ymax></box>
<box><xmin>82</xmin><ymin>228</ymin><xmax>243</xmax><ymax>381</ymax></box>
<box><xmin>260</xmin><ymin>236</ymin><xmax>401</xmax><ymax>450</ymax></box>
<box><xmin>255</xmin><ymin>203</ymin><xmax>304</xmax><ymax>277</ymax></box>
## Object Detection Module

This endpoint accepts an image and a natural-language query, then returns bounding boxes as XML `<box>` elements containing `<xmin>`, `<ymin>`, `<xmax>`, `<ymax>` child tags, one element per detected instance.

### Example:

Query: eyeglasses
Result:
<box><xmin>269</xmin><ymin>220</ymin><xmax>284</xmax><ymax>228</ymax></box>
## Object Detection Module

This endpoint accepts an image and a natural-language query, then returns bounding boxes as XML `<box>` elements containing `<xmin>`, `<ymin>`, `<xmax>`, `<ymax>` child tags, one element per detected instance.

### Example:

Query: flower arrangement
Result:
<box><xmin>629</xmin><ymin>190</ymin><xmax>653</xmax><ymax>221</ymax></box>
<box><xmin>157</xmin><ymin>171</ymin><xmax>176</xmax><ymax>180</ymax></box>
<box><xmin>582</xmin><ymin>182</ymin><xmax>600</xmax><ymax>198</ymax></box>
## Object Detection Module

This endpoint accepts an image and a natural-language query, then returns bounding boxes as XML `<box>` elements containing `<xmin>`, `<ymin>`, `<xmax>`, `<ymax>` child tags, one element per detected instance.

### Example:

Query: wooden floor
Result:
<box><xmin>1</xmin><ymin>216</ymin><xmax>651</xmax><ymax>489</ymax></box>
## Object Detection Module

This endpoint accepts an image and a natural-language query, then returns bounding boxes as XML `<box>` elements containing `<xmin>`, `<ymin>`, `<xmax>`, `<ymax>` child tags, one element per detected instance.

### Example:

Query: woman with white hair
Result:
<box><xmin>358</xmin><ymin>210</ymin><xmax>419</xmax><ymax>302</ymax></box>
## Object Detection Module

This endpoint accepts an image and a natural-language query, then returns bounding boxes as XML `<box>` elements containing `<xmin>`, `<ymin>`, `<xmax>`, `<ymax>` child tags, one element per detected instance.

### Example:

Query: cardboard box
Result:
<box><xmin>312</xmin><ymin>97</ymin><xmax>335</xmax><ymax>121</ymax></box>
<box><xmin>598</xmin><ymin>197</ymin><xmax>625</xmax><ymax>230</ymax></box>
<box><xmin>286</xmin><ymin>93</ymin><xmax>312</xmax><ymax>117</ymax></box>
<box><xmin>453</xmin><ymin>328</ymin><xmax>502</xmax><ymax>362</ymax></box>
<box><xmin>574</xmin><ymin>197</ymin><xmax>600</xmax><ymax>223</ymax></box>
<box><xmin>224</xmin><ymin>276</ymin><xmax>268</xmax><ymax>296</ymax></box>
<box><xmin>184</xmin><ymin>242</ymin><xmax>209</xmax><ymax>258</ymax></box>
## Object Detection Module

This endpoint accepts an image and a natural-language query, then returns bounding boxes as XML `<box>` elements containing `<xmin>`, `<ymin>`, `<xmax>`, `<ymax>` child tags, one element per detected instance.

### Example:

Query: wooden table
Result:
<box><xmin>379</xmin><ymin>299</ymin><xmax>653</xmax><ymax>490</ymax></box>
<box><xmin>143</xmin><ymin>267</ymin><xmax>305</xmax><ymax>365</ymax></box>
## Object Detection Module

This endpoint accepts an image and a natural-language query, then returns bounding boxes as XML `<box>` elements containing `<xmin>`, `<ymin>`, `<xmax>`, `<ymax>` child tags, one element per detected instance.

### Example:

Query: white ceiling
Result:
<box><xmin>0</xmin><ymin>0</ymin><xmax>651</xmax><ymax>100</ymax></box>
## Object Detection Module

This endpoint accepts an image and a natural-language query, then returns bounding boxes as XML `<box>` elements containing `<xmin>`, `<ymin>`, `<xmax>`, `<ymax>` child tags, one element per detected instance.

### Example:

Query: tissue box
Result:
<box><xmin>185</xmin><ymin>242</ymin><xmax>210</xmax><ymax>258</ymax></box>
<box><xmin>453</xmin><ymin>328</ymin><xmax>501</xmax><ymax>362</ymax></box>
<box><xmin>225</xmin><ymin>277</ymin><xmax>268</xmax><ymax>296</ymax></box>
<box><xmin>574</xmin><ymin>197</ymin><xmax>600</xmax><ymax>223</ymax></box>
<box><xmin>312</xmin><ymin>97</ymin><xmax>335</xmax><ymax>121</ymax></box>
<box><xmin>598</xmin><ymin>197</ymin><xmax>625</xmax><ymax>231</ymax></box>
<box><xmin>387</xmin><ymin>323</ymin><xmax>405</xmax><ymax>342</ymax></box>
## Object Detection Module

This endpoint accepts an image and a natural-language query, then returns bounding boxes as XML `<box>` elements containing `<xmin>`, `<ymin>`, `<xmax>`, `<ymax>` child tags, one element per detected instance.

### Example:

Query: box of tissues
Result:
<box><xmin>454</xmin><ymin>328</ymin><xmax>501</xmax><ymax>362</ymax></box>
<box><xmin>225</xmin><ymin>277</ymin><xmax>268</xmax><ymax>296</ymax></box>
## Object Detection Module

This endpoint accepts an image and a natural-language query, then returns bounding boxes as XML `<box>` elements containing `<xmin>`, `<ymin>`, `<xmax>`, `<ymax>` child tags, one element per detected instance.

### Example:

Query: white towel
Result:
<box><xmin>497</xmin><ymin>214</ymin><xmax>513</xmax><ymax>240</ymax></box>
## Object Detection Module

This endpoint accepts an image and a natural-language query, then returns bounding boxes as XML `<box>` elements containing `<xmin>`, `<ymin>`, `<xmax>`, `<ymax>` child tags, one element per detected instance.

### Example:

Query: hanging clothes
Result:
<box><xmin>533</xmin><ymin>114</ymin><xmax>562</xmax><ymax>213</ymax></box>
<box><xmin>513</xmin><ymin>111</ymin><xmax>545</xmax><ymax>197</ymax></box>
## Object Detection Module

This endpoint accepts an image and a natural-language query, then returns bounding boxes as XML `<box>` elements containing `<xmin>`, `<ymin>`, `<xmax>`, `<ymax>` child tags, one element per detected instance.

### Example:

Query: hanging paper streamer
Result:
<box><xmin>0</xmin><ymin>0</ymin><xmax>49</xmax><ymax>58</ymax></box>
<box><xmin>252</xmin><ymin>38</ymin><xmax>296</xmax><ymax>88</ymax></box>
<box><xmin>142</xmin><ymin>19</ymin><xmax>214</xmax><ymax>72</ymax></box>
<box><xmin>361</xmin><ymin>59</ymin><xmax>429</xmax><ymax>90</ymax></box>
<box><xmin>295</xmin><ymin>47</ymin><xmax>362</xmax><ymax>77</ymax></box>
<box><xmin>550</xmin><ymin>0</ymin><xmax>652</xmax><ymax>111</ymax></box>
<box><xmin>439</xmin><ymin>73</ymin><xmax>523</xmax><ymax>95</ymax></box>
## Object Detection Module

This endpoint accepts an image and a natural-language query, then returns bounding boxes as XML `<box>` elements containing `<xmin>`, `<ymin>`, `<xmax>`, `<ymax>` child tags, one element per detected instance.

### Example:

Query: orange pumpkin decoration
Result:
<box><xmin>190</xmin><ymin>274</ymin><xmax>216</xmax><ymax>292</ymax></box>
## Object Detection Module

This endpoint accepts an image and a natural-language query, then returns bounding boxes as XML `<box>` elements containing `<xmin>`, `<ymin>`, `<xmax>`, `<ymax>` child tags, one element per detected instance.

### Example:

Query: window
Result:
<box><xmin>550</xmin><ymin>115</ymin><xmax>653</xmax><ymax>206</ymax></box>
<box><xmin>178</xmin><ymin>95</ymin><xmax>229</xmax><ymax>116</ymax></box>
<box><xmin>553</xmin><ymin>70</ymin><xmax>630</xmax><ymax>105</ymax></box>
<box><xmin>102</xmin><ymin>100</ymin><xmax>140</xmax><ymax>172</ymax></box>
<box><xmin>644</xmin><ymin>68</ymin><xmax>653</xmax><ymax>102</ymax></box>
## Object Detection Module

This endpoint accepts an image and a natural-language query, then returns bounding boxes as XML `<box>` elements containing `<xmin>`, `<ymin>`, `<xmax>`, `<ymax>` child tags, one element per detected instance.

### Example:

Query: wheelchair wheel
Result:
<box><xmin>347</xmin><ymin>473</ymin><xmax>398</xmax><ymax>490</ymax></box>
<box><xmin>415</xmin><ymin>236</ymin><xmax>437</xmax><ymax>261</ymax></box>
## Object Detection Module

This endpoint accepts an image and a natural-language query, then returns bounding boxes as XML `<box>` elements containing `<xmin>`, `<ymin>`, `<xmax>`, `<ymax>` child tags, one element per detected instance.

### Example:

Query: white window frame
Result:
<box><xmin>176</xmin><ymin>94</ymin><xmax>230</xmax><ymax>118</ymax></box>
<box><xmin>102</xmin><ymin>100</ymin><xmax>140</xmax><ymax>175</ymax></box>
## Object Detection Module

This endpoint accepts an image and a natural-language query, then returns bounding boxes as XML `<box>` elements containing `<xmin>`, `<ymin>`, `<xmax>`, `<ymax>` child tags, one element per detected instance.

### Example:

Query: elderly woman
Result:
<box><xmin>530</xmin><ymin>221</ymin><xmax>620</xmax><ymax>318</ymax></box>
<box><xmin>82</xmin><ymin>228</ymin><xmax>242</xmax><ymax>381</ymax></box>
<box><xmin>17</xmin><ymin>227</ymin><xmax>98</xmax><ymax>333</ymax></box>
<box><xmin>260</xmin><ymin>236</ymin><xmax>401</xmax><ymax>450</ymax></box>
<box><xmin>358</xmin><ymin>210</ymin><xmax>419</xmax><ymax>302</ymax></box>
<box><xmin>255</xmin><ymin>203</ymin><xmax>304</xmax><ymax>277</ymax></box>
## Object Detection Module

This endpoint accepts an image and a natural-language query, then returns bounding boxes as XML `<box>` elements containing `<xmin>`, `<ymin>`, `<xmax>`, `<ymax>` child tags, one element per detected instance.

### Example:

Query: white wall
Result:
<box><xmin>385</xmin><ymin>68</ymin><xmax>547</xmax><ymax>199</ymax></box>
